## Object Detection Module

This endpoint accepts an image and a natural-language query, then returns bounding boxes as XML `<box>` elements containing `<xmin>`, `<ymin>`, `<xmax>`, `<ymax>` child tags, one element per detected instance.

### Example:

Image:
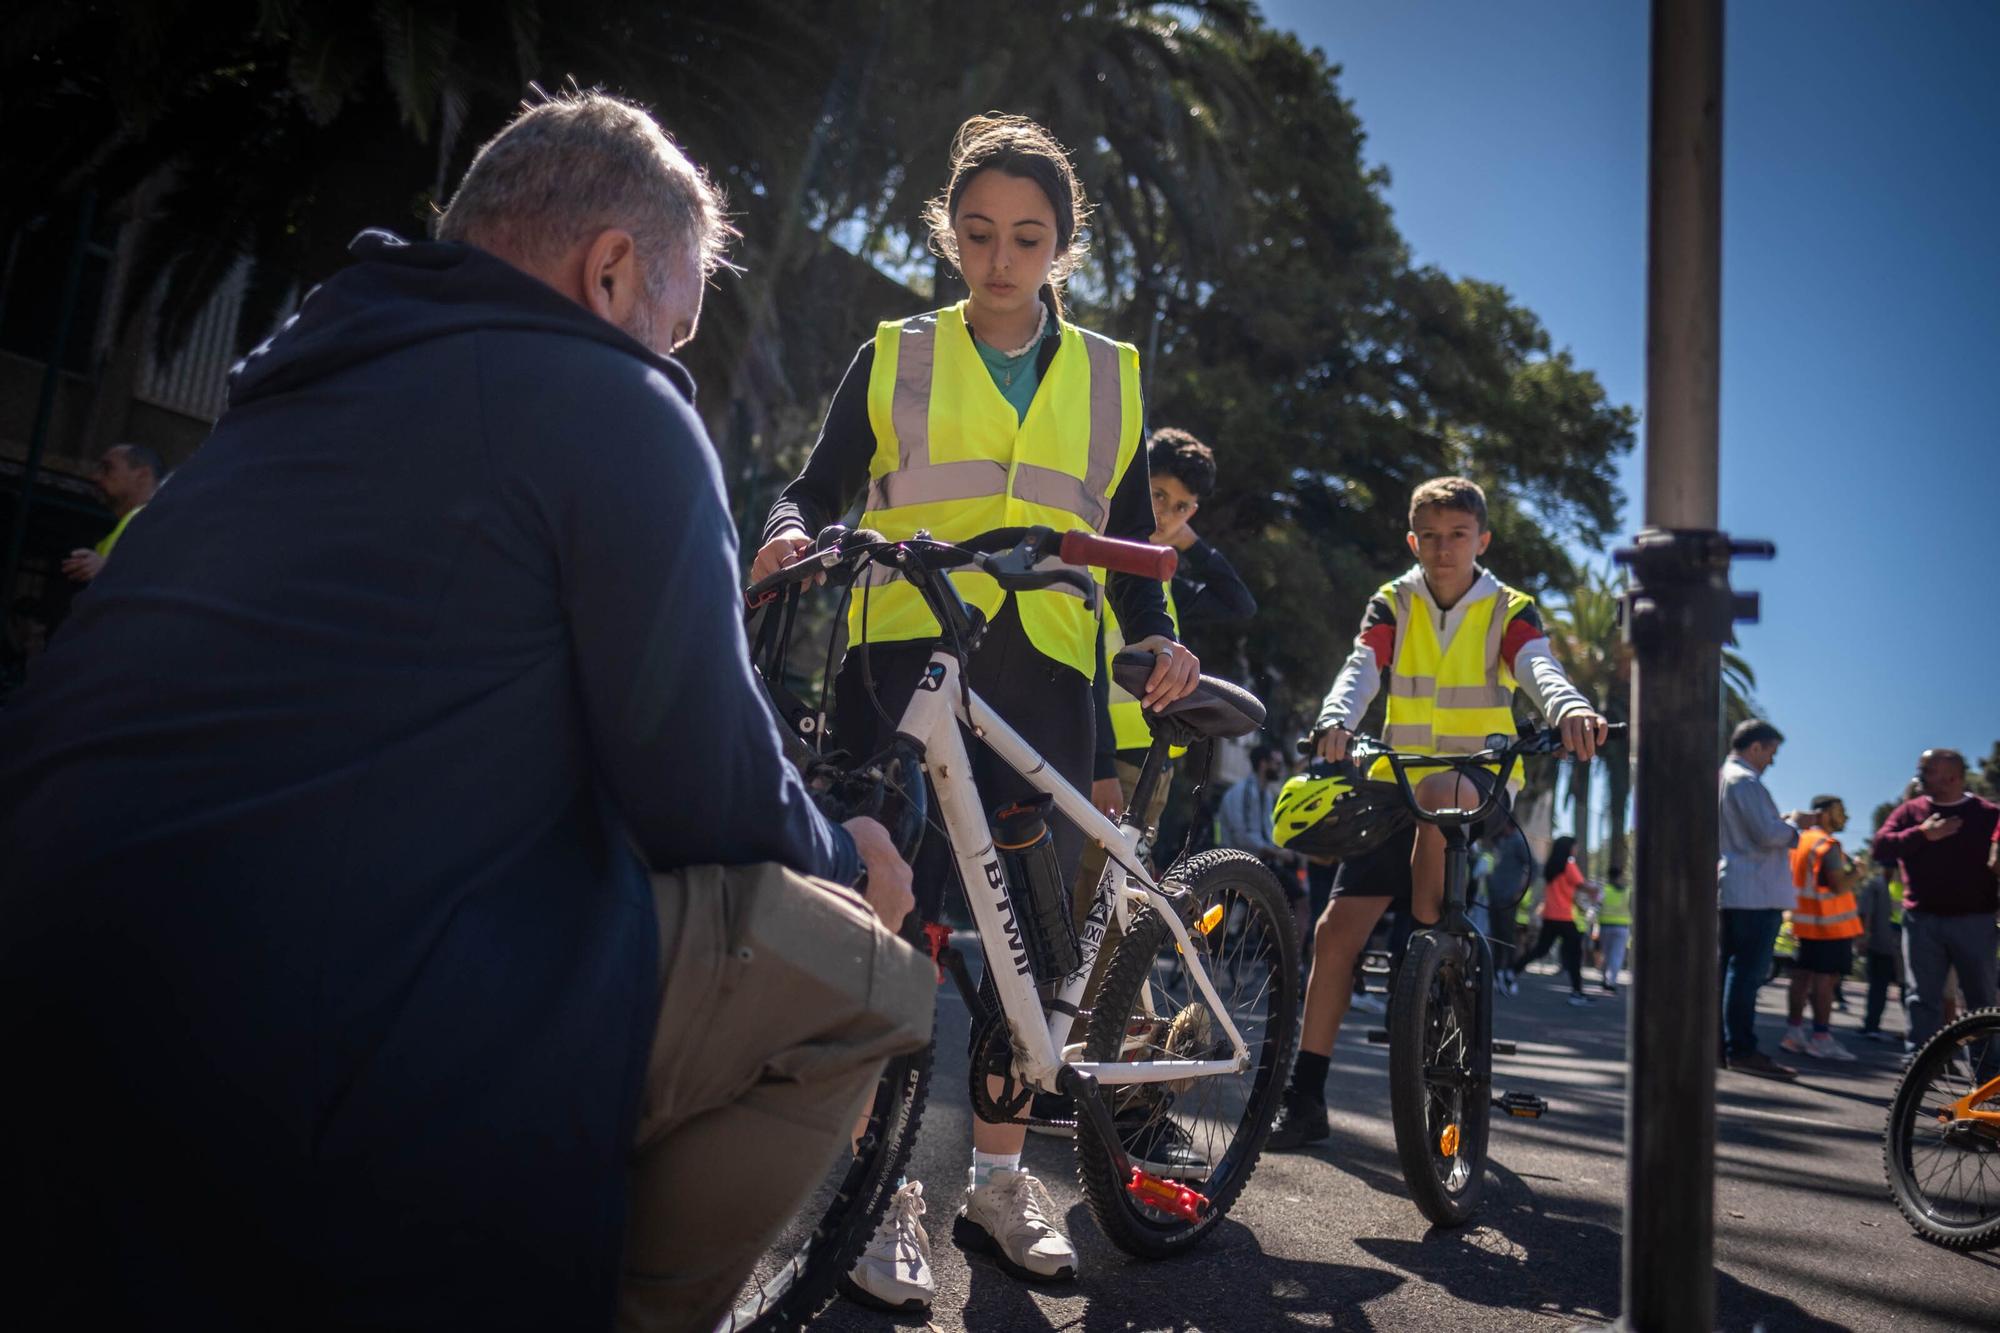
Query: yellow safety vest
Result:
<box><xmin>852</xmin><ymin>303</ymin><xmax>1143</xmax><ymax>679</ymax></box>
<box><xmin>1598</xmin><ymin>881</ymin><xmax>1631</xmax><ymax>927</ymax></box>
<box><xmin>1375</xmin><ymin>576</ymin><xmax>1532</xmax><ymax>783</ymax></box>
<box><xmin>94</xmin><ymin>504</ymin><xmax>144</xmax><ymax>558</ymax></box>
<box><xmin>1105</xmin><ymin>580</ymin><xmax>1180</xmax><ymax>753</ymax></box>
<box><xmin>1888</xmin><ymin>876</ymin><xmax>1904</xmax><ymax>927</ymax></box>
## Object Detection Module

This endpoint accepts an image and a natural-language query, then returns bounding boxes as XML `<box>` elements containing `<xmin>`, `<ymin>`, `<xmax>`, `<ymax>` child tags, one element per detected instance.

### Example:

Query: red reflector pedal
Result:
<box><xmin>1127</xmin><ymin>1168</ymin><xmax>1210</xmax><ymax>1222</ymax></box>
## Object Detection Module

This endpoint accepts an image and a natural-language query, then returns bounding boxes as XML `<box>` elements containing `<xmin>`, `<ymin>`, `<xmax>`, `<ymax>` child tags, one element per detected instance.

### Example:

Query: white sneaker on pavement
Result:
<box><xmin>841</xmin><ymin>1180</ymin><xmax>933</xmax><ymax>1313</ymax></box>
<box><xmin>1779</xmin><ymin>1024</ymin><xmax>1810</xmax><ymax>1055</ymax></box>
<box><xmin>951</xmin><ymin>1167</ymin><xmax>1077</xmax><ymax>1282</ymax></box>
<box><xmin>1805</xmin><ymin>1031</ymin><xmax>1857</xmax><ymax>1062</ymax></box>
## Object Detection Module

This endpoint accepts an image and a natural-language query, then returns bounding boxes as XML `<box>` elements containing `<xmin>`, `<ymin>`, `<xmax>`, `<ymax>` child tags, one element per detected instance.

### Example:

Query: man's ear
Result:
<box><xmin>1405</xmin><ymin>530</ymin><xmax>1419</xmax><ymax>558</ymax></box>
<box><xmin>1477</xmin><ymin>528</ymin><xmax>1493</xmax><ymax>557</ymax></box>
<box><xmin>582</xmin><ymin>229</ymin><xmax>640</xmax><ymax>325</ymax></box>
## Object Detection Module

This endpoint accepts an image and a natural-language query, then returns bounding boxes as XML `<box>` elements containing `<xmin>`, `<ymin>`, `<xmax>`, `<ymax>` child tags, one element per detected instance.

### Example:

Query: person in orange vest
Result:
<box><xmin>1780</xmin><ymin>794</ymin><xmax>1864</xmax><ymax>1062</ymax></box>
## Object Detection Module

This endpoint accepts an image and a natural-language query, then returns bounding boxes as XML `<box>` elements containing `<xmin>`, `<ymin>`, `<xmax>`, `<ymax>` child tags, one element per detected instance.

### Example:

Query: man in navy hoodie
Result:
<box><xmin>0</xmin><ymin>93</ymin><xmax>931</xmax><ymax>1331</ymax></box>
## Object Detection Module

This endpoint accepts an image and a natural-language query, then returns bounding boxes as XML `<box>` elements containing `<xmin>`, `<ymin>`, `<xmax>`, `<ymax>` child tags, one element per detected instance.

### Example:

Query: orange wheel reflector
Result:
<box><xmin>1440</xmin><ymin>1124</ymin><xmax>1460</xmax><ymax>1157</ymax></box>
<box><xmin>1197</xmin><ymin>905</ymin><xmax>1225</xmax><ymax>936</ymax></box>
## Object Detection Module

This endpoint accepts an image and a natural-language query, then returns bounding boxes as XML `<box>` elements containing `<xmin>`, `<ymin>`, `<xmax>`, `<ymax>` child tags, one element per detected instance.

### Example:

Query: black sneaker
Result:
<box><xmin>1265</xmin><ymin>1087</ymin><xmax>1330</xmax><ymax>1151</ymax></box>
<box><xmin>1117</xmin><ymin>1108</ymin><xmax>1209</xmax><ymax>1180</ymax></box>
<box><xmin>1026</xmin><ymin>1090</ymin><xmax>1075</xmax><ymax>1139</ymax></box>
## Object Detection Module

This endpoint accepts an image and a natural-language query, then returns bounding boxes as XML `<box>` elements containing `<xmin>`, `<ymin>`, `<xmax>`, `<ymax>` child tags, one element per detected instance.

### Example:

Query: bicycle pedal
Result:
<box><xmin>1492</xmin><ymin>1091</ymin><xmax>1547</xmax><ymax>1118</ymax></box>
<box><xmin>1492</xmin><ymin>1040</ymin><xmax>1517</xmax><ymax>1056</ymax></box>
<box><xmin>1365</xmin><ymin>1028</ymin><xmax>1389</xmax><ymax>1045</ymax></box>
<box><xmin>1127</xmin><ymin>1168</ymin><xmax>1210</xmax><ymax>1222</ymax></box>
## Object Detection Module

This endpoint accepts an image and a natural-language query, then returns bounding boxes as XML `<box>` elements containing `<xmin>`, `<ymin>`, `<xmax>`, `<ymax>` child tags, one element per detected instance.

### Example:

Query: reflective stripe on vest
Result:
<box><xmin>1791</xmin><ymin>829</ymin><xmax>1864</xmax><ymax>940</ymax></box>
<box><xmin>1106</xmin><ymin>580</ymin><xmax>1181</xmax><ymax>753</ymax></box>
<box><xmin>852</xmin><ymin>304</ymin><xmax>1142</xmax><ymax>678</ymax></box>
<box><xmin>1372</xmin><ymin>577</ymin><xmax>1530</xmax><ymax>784</ymax></box>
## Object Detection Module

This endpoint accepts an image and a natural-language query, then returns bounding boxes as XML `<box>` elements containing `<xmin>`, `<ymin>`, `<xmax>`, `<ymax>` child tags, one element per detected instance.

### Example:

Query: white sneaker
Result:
<box><xmin>1778</xmin><ymin>1024</ymin><xmax>1810</xmax><ymax>1055</ymax></box>
<box><xmin>841</xmin><ymin>1180</ymin><xmax>933</xmax><ymax>1313</ymax></box>
<box><xmin>1350</xmin><ymin>992</ymin><xmax>1387</xmax><ymax>1015</ymax></box>
<box><xmin>951</xmin><ymin>1167</ymin><xmax>1077</xmax><ymax>1282</ymax></box>
<box><xmin>1805</xmin><ymin>1031</ymin><xmax>1857</xmax><ymax>1063</ymax></box>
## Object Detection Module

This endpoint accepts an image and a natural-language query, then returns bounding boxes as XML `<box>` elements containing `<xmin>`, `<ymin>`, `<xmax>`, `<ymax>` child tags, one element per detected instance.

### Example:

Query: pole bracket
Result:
<box><xmin>1612</xmin><ymin>528</ymin><xmax>1773</xmax><ymax>653</ymax></box>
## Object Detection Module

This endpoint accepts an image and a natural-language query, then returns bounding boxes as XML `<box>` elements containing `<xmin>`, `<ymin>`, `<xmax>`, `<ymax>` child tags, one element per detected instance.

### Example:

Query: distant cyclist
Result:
<box><xmin>0</xmin><ymin>92</ymin><xmax>932</xmax><ymax>1332</ymax></box>
<box><xmin>1268</xmin><ymin>476</ymin><xmax>1605</xmax><ymax>1150</ymax></box>
<box><xmin>751</xmin><ymin>114</ymin><xmax>1200</xmax><ymax>1311</ymax></box>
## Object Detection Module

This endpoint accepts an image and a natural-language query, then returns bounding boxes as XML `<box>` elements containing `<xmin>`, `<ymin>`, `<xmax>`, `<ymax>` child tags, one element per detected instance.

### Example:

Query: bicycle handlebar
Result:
<box><xmin>1058</xmin><ymin>531</ymin><xmax>1178</xmax><ymax>581</ymax></box>
<box><xmin>1293</xmin><ymin>723</ymin><xmax>1629</xmax><ymax>830</ymax></box>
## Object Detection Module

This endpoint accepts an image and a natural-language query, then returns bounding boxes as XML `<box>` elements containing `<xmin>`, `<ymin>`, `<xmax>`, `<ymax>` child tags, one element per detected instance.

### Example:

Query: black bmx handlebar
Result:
<box><xmin>1294</xmin><ymin>723</ymin><xmax>1629</xmax><ymax>830</ymax></box>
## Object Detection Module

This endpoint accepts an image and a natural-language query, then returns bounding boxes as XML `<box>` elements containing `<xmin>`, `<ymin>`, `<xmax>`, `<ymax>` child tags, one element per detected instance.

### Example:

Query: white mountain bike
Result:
<box><xmin>724</xmin><ymin>523</ymin><xmax>1300</xmax><ymax>1330</ymax></box>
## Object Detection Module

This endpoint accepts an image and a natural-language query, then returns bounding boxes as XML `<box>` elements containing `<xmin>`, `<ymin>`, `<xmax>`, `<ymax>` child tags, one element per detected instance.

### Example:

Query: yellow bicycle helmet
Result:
<box><xmin>1272</xmin><ymin>761</ymin><xmax>1412</xmax><ymax>862</ymax></box>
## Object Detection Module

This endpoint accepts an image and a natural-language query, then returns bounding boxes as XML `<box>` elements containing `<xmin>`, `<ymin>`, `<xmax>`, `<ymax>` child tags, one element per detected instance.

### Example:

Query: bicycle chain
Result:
<box><xmin>967</xmin><ymin>1012</ymin><xmax>1044</xmax><ymax>1126</ymax></box>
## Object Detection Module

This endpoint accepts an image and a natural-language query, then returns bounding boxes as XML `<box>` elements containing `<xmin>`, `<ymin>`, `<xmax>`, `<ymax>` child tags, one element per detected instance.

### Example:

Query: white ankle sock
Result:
<box><xmin>970</xmin><ymin>1149</ymin><xmax>1020</xmax><ymax>1189</ymax></box>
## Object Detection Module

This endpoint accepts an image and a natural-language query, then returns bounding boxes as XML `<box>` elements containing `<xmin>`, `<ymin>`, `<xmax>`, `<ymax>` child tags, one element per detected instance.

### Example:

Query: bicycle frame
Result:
<box><xmin>893</xmin><ymin>649</ymin><xmax>1254</xmax><ymax>1093</ymax></box>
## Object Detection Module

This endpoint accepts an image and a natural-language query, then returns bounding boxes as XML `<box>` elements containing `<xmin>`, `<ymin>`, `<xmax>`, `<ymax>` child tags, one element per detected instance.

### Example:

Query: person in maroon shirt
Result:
<box><xmin>1871</xmin><ymin>748</ymin><xmax>1999</xmax><ymax>1050</ymax></box>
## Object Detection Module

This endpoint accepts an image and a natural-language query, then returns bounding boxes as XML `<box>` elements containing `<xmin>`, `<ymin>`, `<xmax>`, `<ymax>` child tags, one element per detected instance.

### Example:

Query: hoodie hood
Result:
<box><xmin>228</xmin><ymin>229</ymin><xmax>696</xmax><ymax>409</ymax></box>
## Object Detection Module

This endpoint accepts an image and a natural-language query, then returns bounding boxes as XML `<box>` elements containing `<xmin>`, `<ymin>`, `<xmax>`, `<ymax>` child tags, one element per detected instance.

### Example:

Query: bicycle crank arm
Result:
<box><xmin>1493</xmin><ymin>1090</ymin><xmax>1549</xmax><ymax>1119</ymax></box>
<box><xmin>1057</xmin><ymin>1064</ymin><xmax>1129</xmax><ymax>1178</ymax></box>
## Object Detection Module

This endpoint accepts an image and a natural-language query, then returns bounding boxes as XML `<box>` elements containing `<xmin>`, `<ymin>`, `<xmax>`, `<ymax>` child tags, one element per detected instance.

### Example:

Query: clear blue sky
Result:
<box><xmin>1261</xmin><ymin>0</ymin><xmax>2000</xmax><ymax>824</ymax></box>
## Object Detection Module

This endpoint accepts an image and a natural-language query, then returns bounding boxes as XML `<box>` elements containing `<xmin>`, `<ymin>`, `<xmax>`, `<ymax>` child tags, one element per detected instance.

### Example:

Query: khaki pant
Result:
<box><xmin>618</xmin><ymin>863</ymin><xmax>935</xmax><ymax>1333</ymax></box>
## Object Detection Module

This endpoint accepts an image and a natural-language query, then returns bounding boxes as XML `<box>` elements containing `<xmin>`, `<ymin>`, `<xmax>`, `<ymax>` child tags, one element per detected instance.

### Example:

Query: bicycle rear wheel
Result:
<box><xmin>1884</xmin><ymin>1006</ymin><xmax>2000</xmax><ymax>1251</ymax></box>
<box><xmin>1074</xmin><ymin>848</ymin><xmax>1300</xmax><ymax>1258</ymax></box>
<box><xmin>710</xmin><ymin>1041</ymin><xmax>933</xmax><ymax>1332</ymax></box>
<box><xmin>1388</xmin><ymin>929</ymin><xmax>1490</xmax><ymax>1227</ymax></box>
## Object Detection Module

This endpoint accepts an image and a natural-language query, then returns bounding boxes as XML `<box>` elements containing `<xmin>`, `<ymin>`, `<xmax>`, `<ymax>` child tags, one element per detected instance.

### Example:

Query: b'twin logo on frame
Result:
<box><xmin>984</xmin><ymin>858</ymin><xmax>1032</xmax><ymax>977</ymax></box>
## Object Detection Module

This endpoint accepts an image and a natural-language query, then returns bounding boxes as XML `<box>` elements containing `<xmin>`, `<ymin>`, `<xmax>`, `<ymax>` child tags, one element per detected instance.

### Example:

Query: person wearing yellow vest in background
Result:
<box><xmin>1781</xmin><ymin>794</ymin><xmax>1865</xmax><ymax>1062</ymax></box>
<box><xmin>62</xmin><ymin>444</ymin><xmax>164</xmax><ymax>584</ymax></box>
<box><xmin>1074</xmin><ymin>428</ymin><xmax>1255</xmax><ymax>905</ymax></box>
<box><xmin>1268</xmin><ymin>476</ymin><xmax>1607</xmax><ymax>1150</ymax></box>
<box><xmin>752</xmin><ymin>114</ymin><xmax>1199</xmax><ymax>1311</ymax></box>
<box><xmin>1856</xmin><ymin>857</ymin><xmax>1910</xmax><ymax>1042</ymax></box>
<box><xmin>1595</xmin><ymin>862</ymin><xmax>1632</xmax><ymax>995</ymax></box>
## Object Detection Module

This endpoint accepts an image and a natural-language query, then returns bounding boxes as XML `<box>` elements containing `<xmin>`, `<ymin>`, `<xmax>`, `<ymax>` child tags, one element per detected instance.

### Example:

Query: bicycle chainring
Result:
<box><xmin>968</xmin><ymin>1012</ymin><xmax>1039</xmax><ymax>1125</ymax></box>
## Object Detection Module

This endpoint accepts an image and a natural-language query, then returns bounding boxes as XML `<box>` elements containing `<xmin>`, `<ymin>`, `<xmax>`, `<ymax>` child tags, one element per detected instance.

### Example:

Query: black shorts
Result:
<box><xmin>1331</xmin><ymin>766</ymin><xmax>1509</xmax><ymax>907</ymax></box>
<box><xmin>1794</xmin><ymin>935</ymin><xmax>1854</xmax><ymax>975</ymax></box>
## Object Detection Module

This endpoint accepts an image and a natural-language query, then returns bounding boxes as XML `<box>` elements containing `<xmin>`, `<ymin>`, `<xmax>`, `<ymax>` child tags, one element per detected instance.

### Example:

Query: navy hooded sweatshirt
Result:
<box><xmin>0</xmin><ymin>230</ymin><xmax>856</xmax><ymax>1329</ymax></box>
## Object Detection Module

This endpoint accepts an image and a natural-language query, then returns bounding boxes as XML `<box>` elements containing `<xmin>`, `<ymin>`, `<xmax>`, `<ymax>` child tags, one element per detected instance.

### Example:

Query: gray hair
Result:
<box><xmin>435</xmin><ymin>90</ymin><xmax>736</xmax><ymax>302</ymax></box>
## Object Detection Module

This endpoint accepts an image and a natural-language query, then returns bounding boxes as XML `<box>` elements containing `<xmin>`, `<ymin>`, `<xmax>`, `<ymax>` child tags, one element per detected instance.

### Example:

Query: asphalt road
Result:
<box><xmin>807</xmin><ymin>941</ymin><xmax>1998</xmax><ymax>1332</ymax></box>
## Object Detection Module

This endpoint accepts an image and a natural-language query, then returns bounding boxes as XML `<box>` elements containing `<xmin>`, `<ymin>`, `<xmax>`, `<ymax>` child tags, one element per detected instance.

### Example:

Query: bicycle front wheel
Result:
<box><xmin>1884</xmin><ymin>1006</ymin><xmax>2000</xmax><ymax>1251</ymax></box>
<box><xmin>711</xmin><ymin>1040</ymin><xmax>933</xmax><ymax>1332</ymax></box>
<box><xmin>1074</xmin><ymin>848</ymin><xmax>1300</xmax><ymax>1258</ymax></box>
<box><xmin>1388</xmin><ymin>928</ymin><xmax>1490</xmax><ymax>1227</ymax></box>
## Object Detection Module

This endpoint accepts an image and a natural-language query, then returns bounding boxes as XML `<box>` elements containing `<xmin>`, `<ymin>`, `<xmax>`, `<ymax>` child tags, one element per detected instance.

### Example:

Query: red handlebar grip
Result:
<box><xmin>1059</xmin><ymin>531</ymin><xmax>1178</xmax><ymax>581</ymax></box>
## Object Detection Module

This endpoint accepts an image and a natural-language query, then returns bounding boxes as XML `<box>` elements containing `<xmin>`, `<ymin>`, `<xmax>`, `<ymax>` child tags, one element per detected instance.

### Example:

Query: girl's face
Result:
<box><xmin>953</xmin><ymin>168</ymin><xmax>1060</xmax><ymax>321</ymax></box>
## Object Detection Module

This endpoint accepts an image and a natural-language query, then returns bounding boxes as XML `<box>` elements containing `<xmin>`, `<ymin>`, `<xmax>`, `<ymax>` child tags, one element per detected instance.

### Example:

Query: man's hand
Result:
<box><xmin>1091</xmin><ymin>777</ymin><xmax>1125</xmax><ymax>821</ymax></box>
<box><xmin>1127</xmin><ymin>634</ymin><xmax>1199</xmax><ymax>709</ymax></box>
<box><xmin>1316</xmin><ymin>724</ymin><xmax>1352</xmax><ymax>764</ymax></box>
<box><xmin>62</xmin><ymin>549</ymin><xmax>105</xmax><ymax>583</ymax></box>
<box><xmin>750</xmin><ymin>528</ymin><xmax>816</xmax><ymax>586</ymax></box>
<box><xmin>1919</xmin><ymin>813</ymin><xmax>1963</xmax><ymax>843</ymax></box>
<box><xmin>843</xmin><ymin>816</ymin><xmax>915</xmax><ymax>931</ymax></box>
<box><xmin>1559</xmin><ymin>709</ymin><xmax>1611</xmax><ymax>762</ymax></box>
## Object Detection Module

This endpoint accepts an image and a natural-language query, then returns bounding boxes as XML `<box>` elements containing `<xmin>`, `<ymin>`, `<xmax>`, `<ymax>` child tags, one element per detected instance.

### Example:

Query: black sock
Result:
<box><xmin>1291</xmin><ymin>1050</ymin><xmax>1331</xmax><ymax>1101</ymax></box>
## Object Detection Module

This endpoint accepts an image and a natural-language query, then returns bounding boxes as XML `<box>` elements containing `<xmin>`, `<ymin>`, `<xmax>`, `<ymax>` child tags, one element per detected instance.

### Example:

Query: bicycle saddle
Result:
<box><xmin>1111</xmin><ymin>650</ymin><xmax>1267</xmax><ymax>740</ymax></box>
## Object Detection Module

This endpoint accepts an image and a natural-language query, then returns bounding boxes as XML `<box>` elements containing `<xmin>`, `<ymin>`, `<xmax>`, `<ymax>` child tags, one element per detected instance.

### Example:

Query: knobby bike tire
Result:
<box><xmin>1388</xmin><ymin>929</ymin><xmax>1491</xmax><ymax>1228</ymax></box>
<box><xmin>1074</xmin><ymin>848</ymin><xmax>1300</xmax><ymax>1258</ymax></box>
<box><xmin>1884</xmin><ymin>1006</ymin><xmax>2000</xmax><ymax>1251</ymax></box>
<box><xmin>713</xmin><ymin>1039</ymin><xmax>934</xmax><ymax>1333</ymax></box>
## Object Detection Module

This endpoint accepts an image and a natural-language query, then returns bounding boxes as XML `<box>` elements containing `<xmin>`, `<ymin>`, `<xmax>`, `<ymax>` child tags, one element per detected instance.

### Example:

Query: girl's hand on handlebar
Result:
<box><xmin>843</xmin><ymin>816</ymin><xmax>915</xmax><ymax>931</ymax></box>
<box><xmin>1128</xmin><ymin>634</ymin><xmax>1199</xmax><ymax>708</ymax></box>
<box><xmin>1559</xmin><ymin>710</ymin><xmax>1611</xmax><ymax>762</ymax></box>
<box><xmin>751</xmin><ymin>530</ymin><xmax>818</xmax><ymax>586</ymax></box>
<box><xmin>1316</xmin><ymin>724</ymin><xmax>1353</xmax><ymax>763</ymax></box>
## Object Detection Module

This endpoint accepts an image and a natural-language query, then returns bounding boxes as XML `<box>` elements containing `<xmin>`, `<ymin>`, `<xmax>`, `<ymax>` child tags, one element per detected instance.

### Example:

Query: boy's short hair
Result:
<box><xmin>1809</xmin><ymin>794</ymin><xmax>1842</xmax><ymax>811</ymax></box>
<box><xmin>1147</xmin><ymin>428</ymin><xmax>1217</xmax><ymax>499</ymax></box>
<box><xmin>1408</xmin><ymin>476</ymin><xmax>1488</xmax><ymax>531</ymax></box>
<box><xmin>1730</xmin><ymin>718</ymin><xmax>1784</xmax><ymax>751</ymax></box>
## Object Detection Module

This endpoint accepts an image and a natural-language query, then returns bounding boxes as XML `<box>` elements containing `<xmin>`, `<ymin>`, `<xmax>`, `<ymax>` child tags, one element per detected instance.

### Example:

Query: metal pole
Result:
<box><xmin>0</xmin><ymin>190</ymin><xmax>98</xmax><ymax>614</ymax></box>
<box><xmin>1620</xmin><ymin>2</ymin><xmax>1725</xmax><ymax>1328</ymax></box>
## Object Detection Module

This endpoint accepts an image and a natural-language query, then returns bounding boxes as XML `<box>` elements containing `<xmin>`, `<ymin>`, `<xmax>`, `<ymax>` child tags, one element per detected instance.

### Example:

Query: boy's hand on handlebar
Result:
<box><xmin>843</xmin><ymin>816</ymin><xmax>915</xmax><ymax>931</ymax></box>
<box><xmin>1316</xmin><ymin>724</ymin><xmax>1352</xmax><ymax>763</ymax></box>
<box><xmin>750</xmin><ymin>529</ymin><xmax>818</xmax><ymax>586</ymax></box>
<box><xmin>1559</xmin><ymin>710</ymin><xmax>1611</xmax><ymax>762</ymax></box>
<box><xmin>1128</xmin><ymin>635</ymin><xmax>1199</xmax><ymax>708</ymax></box>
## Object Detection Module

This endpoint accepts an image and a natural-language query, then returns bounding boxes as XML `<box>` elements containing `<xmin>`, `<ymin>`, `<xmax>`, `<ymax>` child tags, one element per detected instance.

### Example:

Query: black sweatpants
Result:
<box><xmin>1516</xmin><ymin>919</ymin><xmax>1585</xmax><ymax>995</ymax></box>
<box><xmin>831</xmin><ymin>603</ymin><xmax>1096</xmax><ymax>925</ymax></box>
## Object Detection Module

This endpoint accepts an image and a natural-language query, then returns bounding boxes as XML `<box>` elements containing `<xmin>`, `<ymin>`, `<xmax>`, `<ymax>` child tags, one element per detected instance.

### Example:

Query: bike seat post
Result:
<box><xmin>1123</xmin><ymin>734</ymin><xmax>1174</xmax><ymax>835</ymax></box>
